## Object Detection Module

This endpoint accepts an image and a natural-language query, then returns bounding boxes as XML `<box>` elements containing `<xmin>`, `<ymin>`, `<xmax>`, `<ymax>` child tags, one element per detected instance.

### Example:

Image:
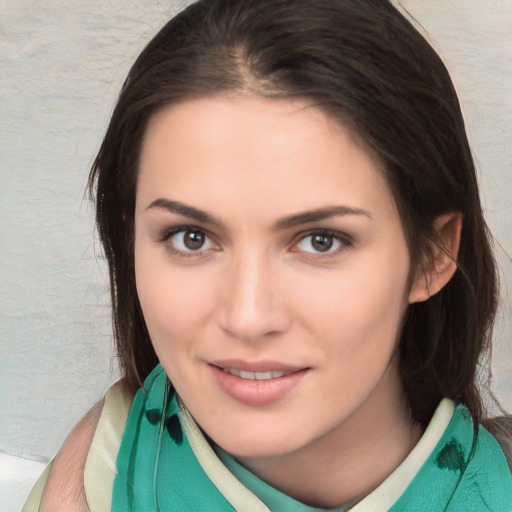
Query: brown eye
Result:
<box><xmin>311</xmin><ymin>234</ymin><xmax>333</xmax><ymax>252</ymax></box>
<box><xmin>294</xmin><ymin>231</ymin><xmax>349</xmax><ymax>255</ymax></box>
<box><xmin>163</xmin><ymin>227</ymin><xmax>216</xmax><ymax>255</ymax></box>
<box><xmin>183</xmin><ymin>229</ymin><xmax>205</xmax><ymax>250</ymax></box>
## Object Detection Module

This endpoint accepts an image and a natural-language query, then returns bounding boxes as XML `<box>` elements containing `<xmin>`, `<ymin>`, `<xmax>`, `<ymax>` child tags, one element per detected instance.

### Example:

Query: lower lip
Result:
<box><xmin>210</xmin><ymin>365</ymin><xmax>308</xmax><ymax>406</ymax></box>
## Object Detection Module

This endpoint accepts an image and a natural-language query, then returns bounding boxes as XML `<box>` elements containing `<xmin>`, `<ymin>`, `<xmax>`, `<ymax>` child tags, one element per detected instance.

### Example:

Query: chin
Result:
<box><xmin>218</xmin><ymin>437</ymin><xmax>300</xmax><ymax>459</ymax></box>
<box><xmin>204</xmin><ymin>415</ymin><xmax>319</xmax><ymax>460</ymax></box>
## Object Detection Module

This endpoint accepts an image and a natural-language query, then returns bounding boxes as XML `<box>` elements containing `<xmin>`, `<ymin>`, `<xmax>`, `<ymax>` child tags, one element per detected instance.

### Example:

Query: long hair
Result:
<box><xmin>89</xmin><ymin>0</ymin><xmax>499</xmax><ymax>426</ymax></box>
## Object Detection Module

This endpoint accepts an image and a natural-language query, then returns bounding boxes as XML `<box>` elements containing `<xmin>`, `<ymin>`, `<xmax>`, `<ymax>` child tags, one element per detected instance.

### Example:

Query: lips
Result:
<box><xmin>209</xmin><ymin>359</ymin><xmax>309</xmax><ymax>406</ymax></box>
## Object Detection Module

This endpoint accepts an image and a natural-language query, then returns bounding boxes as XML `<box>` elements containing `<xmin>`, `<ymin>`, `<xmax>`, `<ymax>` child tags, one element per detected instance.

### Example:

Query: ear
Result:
<box><xmin>409</xmin><ymin>212</ymin><xmax>462</xmax><ymax>303</ymax></box>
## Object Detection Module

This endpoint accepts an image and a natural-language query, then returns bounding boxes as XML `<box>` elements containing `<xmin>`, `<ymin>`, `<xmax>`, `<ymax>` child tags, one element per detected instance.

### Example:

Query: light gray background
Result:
<box><xmin>1</xmin><ymin>1</ymin><xmax>511</xmax><ymax>509</ymax></box>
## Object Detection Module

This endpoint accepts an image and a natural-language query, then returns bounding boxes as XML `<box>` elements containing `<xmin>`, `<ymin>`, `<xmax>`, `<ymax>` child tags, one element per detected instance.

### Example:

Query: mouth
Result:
<box><xmin>219</xmin><ymin>368</ymin><xmax>292</xmax><ymax>380</ymax></box>
<box><xmin>210</xmin><ymin>358</ymin><xmax>306</xmax><ymax>378</ymax></box>
<box><xmin>209</xmin><ymin>360</ymin><xmax>309</xmax><ymax>406</ymax></box>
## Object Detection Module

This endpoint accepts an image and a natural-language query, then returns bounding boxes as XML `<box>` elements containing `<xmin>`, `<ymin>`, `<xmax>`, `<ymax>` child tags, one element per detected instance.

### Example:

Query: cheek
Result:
<box><xmin>296</xmin><ymin>251</ymin><xmax>411</xmax><ymax>353</ymax></box>
<box><xmin>134</xmin><ymin>245</ymin><xmax>218</xmax><ymax>347</ymax></box>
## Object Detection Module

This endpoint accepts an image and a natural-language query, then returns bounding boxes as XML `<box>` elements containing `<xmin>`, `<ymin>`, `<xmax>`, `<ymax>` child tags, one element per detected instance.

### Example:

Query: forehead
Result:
<box><xmin>136</xmin><ymin>94</ymin><xmax>395</xmax><ymax>220</ymax></box>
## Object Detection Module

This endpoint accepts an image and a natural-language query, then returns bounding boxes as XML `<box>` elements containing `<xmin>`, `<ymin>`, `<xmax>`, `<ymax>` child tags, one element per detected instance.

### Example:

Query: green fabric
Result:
<box><xmin>113</xmin><ymin>364</ymin><xmax>512</xmax><ymax>511</ymax></box>
<box><xmin>389</xmin><ymin>406</ymin><xmax>512</xmax><ymax>511</ymax></box>
<box><xmin>112</xmin><ymin>364</ymin><xmax>235</xmax><ymax>511</ymax></box>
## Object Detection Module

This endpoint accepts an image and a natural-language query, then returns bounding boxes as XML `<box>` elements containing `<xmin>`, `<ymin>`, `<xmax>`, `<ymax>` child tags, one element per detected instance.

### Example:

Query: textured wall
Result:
<box><xmin>0</xmin><ymin>1</ymin><xmax>511</xmax><ymax>507</ymax></box>
<box><xmin>0</xmin><ymin>0</ymin><xmax>192</xmax><ymax>460</ymax></box>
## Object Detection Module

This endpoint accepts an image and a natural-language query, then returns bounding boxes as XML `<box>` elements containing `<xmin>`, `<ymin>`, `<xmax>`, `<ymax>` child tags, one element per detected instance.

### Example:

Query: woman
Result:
<box><xmin>26</xmin><ymin>0</ymin><xmax>512</xmax><ymax>510</ymax></box>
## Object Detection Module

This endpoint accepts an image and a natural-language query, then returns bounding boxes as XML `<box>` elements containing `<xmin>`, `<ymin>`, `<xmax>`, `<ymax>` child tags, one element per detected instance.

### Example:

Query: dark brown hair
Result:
<box><xmin>89</xmin><ymin>0</ymin><xmax>499</xmax><ymax>426</ymax></box>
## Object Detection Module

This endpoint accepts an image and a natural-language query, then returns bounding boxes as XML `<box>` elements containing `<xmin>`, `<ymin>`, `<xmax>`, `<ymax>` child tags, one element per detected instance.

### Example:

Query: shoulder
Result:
<box><xmin>39</xmin><ymin>400</ymin><xmax>103</xmax><ymax>512</ymax></box>
<box><xmin>36</xmin><ymin>378</ymin><xmax>135</xmax><ymax>512</ymax></box>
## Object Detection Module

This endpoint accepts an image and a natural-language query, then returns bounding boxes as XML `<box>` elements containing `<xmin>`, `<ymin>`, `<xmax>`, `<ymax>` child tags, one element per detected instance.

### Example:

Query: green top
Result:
<box><xmin>113</xmin><ymin>364</ymin><xmax>512</xmax><ymax>511</ymax></box>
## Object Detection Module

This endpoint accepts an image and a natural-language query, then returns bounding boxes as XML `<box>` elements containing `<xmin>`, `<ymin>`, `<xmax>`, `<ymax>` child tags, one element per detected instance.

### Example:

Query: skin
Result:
<box><xmin>40</xmin><ymin>401</ymin><xmax>102</xmax><ymax>511</ymax></box>
<box><xmin>134</xmin><ymin>94</ymin><xmax>445</xmax><ymax>508</ymax></box>
<box><xmin>40</xmin><ymin>94</ymin><xmax>460</xmax><ymax>509</ymax></box>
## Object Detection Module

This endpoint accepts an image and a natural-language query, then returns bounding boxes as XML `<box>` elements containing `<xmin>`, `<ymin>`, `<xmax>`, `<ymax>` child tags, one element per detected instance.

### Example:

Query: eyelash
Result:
<box><xmin>292</xmin><ymin>229</ymin><xmax>354</xmax><ymax>257</ymax></box>
<box><xmin>158</xmin><ymin>226</ymin><xmax>218</xmax><ymax>258</ymax></box>
<box><xmin>158</xmin><ymin>227</ymin><xmax>353</xmax><ymax>259</ymax></box>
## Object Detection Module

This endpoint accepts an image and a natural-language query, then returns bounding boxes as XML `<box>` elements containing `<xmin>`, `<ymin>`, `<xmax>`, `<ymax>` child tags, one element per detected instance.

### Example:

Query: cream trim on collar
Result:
<box><xmin>350</xmin><ymin>398</ymin><xmax>455</xmax><ymax>511</ymax></box>
<box><xmin>178</xmin><ymin>398</ymin><xmax>271</xmax><ymax>512</ymax></box>
<box><xmin>180</xmin><ymin>398</ymin><xmax>455</xmax><ymax>512</ymax></box>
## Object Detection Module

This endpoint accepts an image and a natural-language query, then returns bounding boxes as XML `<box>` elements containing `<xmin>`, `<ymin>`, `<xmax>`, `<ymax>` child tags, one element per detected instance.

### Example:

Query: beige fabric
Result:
<box><xmin>84</xmin><ymin>380</ymin><xmax>134</xmax><ymax>511</ymax></box>
<box><xmin>21</xmin><ymin>380</ymin><xmax>133</xmax><ymax>512</ymax></box>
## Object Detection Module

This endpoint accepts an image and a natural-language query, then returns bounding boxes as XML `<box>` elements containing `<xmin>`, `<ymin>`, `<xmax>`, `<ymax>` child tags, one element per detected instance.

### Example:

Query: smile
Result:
<box><xmin>210</xmin><ymin>361</ymin><xmax>309</xmax><ymax>406</ymax></box>
<box><xmin>221</xmin><ymin>368</ymin><xmax>289</xmax><ymax>380</ymax></box>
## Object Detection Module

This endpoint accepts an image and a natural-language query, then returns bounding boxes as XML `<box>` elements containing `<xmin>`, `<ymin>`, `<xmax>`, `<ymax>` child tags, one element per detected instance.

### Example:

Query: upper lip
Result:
<box><xmin>210</xmin><ymin>359</ymin><xmax>307</xmax><ymax>373</ymax></box>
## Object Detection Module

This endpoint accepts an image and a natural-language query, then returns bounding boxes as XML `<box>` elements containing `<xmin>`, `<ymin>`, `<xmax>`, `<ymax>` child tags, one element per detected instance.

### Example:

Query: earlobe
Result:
<box><xmin>409</xmin><ymin>212</ymin><xmax>462</xmax><ymax>304</ymax></box>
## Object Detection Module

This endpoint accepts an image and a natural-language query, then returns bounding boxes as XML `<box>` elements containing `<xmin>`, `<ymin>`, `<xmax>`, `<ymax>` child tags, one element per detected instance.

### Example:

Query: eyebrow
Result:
<box><xmin>274</xmin><ymin>205</ymin><xmax>372</xmax><ymax>229</ymax></box>
<box><xmin>146</xmin><ymin>198</ymin><xmax>372</xmax><ymax>230</ymax></box>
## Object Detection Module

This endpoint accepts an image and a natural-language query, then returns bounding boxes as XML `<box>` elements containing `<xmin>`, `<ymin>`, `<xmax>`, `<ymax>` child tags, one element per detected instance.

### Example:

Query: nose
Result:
<box><xmin>218</xmin><ymin>251</ymin><xmax>289</xmax><ymax>342</ymax></box>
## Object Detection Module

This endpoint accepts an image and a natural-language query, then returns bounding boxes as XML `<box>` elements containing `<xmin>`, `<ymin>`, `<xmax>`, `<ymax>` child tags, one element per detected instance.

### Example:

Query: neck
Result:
<box><xmin>236</xmin><ymin>366</ymin><xmax>422</xmax><ymax>509</ymax></box>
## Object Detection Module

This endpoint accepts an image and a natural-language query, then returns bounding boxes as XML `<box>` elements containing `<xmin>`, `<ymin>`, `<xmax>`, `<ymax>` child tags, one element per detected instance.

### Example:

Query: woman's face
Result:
<box><xmin>134</xmin><ymin>95</ymin><xmax>419</xmax><ymax>459</ymax></box>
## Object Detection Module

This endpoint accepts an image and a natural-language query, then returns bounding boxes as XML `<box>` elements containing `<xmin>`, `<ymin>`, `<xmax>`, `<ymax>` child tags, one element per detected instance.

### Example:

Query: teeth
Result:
<box><xmin>223</xmin><ymin>368</ymin><xmax>287</xmax><ymax>380</ymax></box>
<box><xmin>255</xmin><ymin>371</ymin><xmax>273</xmax><ymax>380</ymax></box>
